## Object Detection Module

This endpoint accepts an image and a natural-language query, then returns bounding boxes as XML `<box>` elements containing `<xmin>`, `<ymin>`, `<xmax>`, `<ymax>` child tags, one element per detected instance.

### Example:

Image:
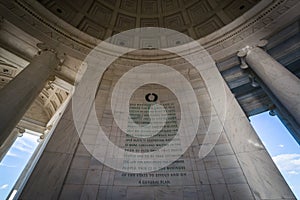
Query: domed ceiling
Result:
<box><xmin>38</xmin><ymin>0</ymin><xmax>260</xmax><ymax>40</ymax></box>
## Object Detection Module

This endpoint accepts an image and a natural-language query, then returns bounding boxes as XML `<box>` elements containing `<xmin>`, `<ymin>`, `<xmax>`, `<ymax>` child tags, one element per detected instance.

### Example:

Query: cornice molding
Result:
<box><xmin>206</xmin><ymin>0</ymin><xmax>300</xmax><ymax>60</ymax></box>
<box><xmin>0</xmin><ymin>0</ymin><xmax>299</xmax><ymax>61</ymax></box>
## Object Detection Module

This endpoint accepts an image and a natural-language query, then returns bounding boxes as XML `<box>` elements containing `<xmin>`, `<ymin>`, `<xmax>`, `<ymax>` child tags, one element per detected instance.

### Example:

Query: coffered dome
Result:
<box><xmin>38</xmin><ymin>0</ymin><xmax>260</xmax><ymax>40</ymax></box>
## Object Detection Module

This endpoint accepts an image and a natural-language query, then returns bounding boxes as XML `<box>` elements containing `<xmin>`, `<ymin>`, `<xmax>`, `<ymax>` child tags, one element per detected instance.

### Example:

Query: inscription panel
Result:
<box><xmin>114</xmin><ymin>101</ymin><xmax>192</xmax><ymax>186</ymax></box>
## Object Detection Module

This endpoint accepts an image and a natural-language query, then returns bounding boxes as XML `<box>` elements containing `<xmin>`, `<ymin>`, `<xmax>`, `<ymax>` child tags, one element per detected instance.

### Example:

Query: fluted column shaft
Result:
<box><xmin>0</xmin><ymin>50</ymin><xmax>59</xmax><ymax>146</ymax></box>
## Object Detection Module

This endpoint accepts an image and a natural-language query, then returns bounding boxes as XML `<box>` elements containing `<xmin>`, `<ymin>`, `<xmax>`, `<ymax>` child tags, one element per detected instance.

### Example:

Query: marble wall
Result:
<box><xmin>20</xmin><ymin>50</ymin><xmax>295</xmax><ymax>200</ymax></box>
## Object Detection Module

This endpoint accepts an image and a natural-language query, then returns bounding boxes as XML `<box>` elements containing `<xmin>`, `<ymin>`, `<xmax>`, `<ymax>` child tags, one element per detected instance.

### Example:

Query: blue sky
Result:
<box><xmin>0</xmin><ymin>112</ymin><xmax>299</xmax><ymax>199</ymax></box>
<box><xmin>250</xmin><ymin>112</ymin><xmax>300</xmax><ymax>199</ymax></box>
<box><xmin>0</xmin><ymin>132</ymin><xmax>39</xmax><ymax>199</ymax></box>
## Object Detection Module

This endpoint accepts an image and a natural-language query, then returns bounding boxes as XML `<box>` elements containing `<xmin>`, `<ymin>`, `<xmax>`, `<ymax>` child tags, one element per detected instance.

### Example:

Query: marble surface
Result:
<box><xmin>237</xmin><ymin>150</ymin><xmax>295</xmax><ymax>199</ymax></box>
<box><xmin>20</xmin><ymin>152</ymin><xmax>73</xmax><ymax>200</ymax></box>
<box><xmin>19</xmin><ymin>51</ymin><xmax>295</xmax><ymax>200</ymax></box>
<box><xmin>246</xmin><ymin>46</ymin><xmax>300</xmax><ymax>126</ymax></box>
<box><xmin>0</xmin><ymin>50</ymin><xmax>59</xmax><ymax>145</ymax></box>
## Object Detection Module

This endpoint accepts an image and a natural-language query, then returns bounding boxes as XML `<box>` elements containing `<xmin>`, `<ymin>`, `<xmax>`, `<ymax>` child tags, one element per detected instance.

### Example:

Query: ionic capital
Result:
<box><xmin>37</xmin><ymin>43</ymin><xmax>65</xmax><ymax>66</ymax></box>
<box><xmin>237</xmin><ymin>40</ymin><xmax>268</xmax><ymax>69</ymax></box>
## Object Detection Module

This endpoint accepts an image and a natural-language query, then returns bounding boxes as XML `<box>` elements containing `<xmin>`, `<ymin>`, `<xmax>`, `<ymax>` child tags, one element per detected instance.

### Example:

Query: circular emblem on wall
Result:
<box><xmin>145</xmin><ymin>93</ymin><xmax>158</xmax><ymax>102</ymax></box>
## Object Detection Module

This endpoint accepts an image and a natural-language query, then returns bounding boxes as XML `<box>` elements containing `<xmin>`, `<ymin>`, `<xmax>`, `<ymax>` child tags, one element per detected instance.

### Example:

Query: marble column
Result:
<box><xmin>0</xmin><ymin>48</ymin><xmax>60</xmax><ymax>146</ymax></box>
<box><xmin>238</xmin><ymin>40</ymin><xmax>300</xmax><ymax>126</ymax></box>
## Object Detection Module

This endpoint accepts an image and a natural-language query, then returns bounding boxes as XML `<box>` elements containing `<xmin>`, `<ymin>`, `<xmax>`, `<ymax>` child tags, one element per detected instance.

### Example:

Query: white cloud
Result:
<box><xmin>6</xmin><ymin>151</ymin><xmax>18</xmax><ymax>157</ymax></box>
<box><xmin>0</xmin><ymin>184</ymin><xmax>8</xmax><ymax>190</ymax></box>
<box><xmin>287</xmin><ymin>170</ymin><xmax>299</xmax><ymax>175</ymax></box>
<box><xmin>0</xmin><ymin>163</ymin><xmax>16</xmax><ymax>168</ymax></box>
<box><xmin>16</xmin><ymin>138</ymin><xmax>34</xmax><ymax>149</ymax></box>
<box><xmin>13</xmin><ymin>145</ymin><xmax>34</xmax><ymax>153</ymax></box>
<box><xmin>278</xmin><ymin>144</ymin><xmax>284</xmax><ymax>148</ymax></box>
<box><xmin>13</xmin><ymin>139</ymin><xmax>35</xmax><ymax>154</ymax></box>
<box><xmin>272</xmin><ymin>154</ymin><xmax>300</xmax><ymax>175</ymax></box>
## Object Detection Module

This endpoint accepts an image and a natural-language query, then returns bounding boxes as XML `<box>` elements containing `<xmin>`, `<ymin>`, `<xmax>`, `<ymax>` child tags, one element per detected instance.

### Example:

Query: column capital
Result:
<box><xmin>237</xmin><ymin>40</ymin><xmax>268</xmax><ymax>69</ymax></box>
<box><xmin>45</xmin><ymin>75</ymin><xmax>56</xmax><ymax>90</ymax></box>
<box><xmin>237</xmin><ymin>40</ymin><xmax>268</xmax><ymax>57</ymax></box>
<box><xmin>16</xmin><ymin>126</ymin><xmax>25</xmax><ymax>137</ymax></box>
<box><xmin>37</xmin><ymin>43</ymin><xmax>65</xmax><ymax>65</ymax></box>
